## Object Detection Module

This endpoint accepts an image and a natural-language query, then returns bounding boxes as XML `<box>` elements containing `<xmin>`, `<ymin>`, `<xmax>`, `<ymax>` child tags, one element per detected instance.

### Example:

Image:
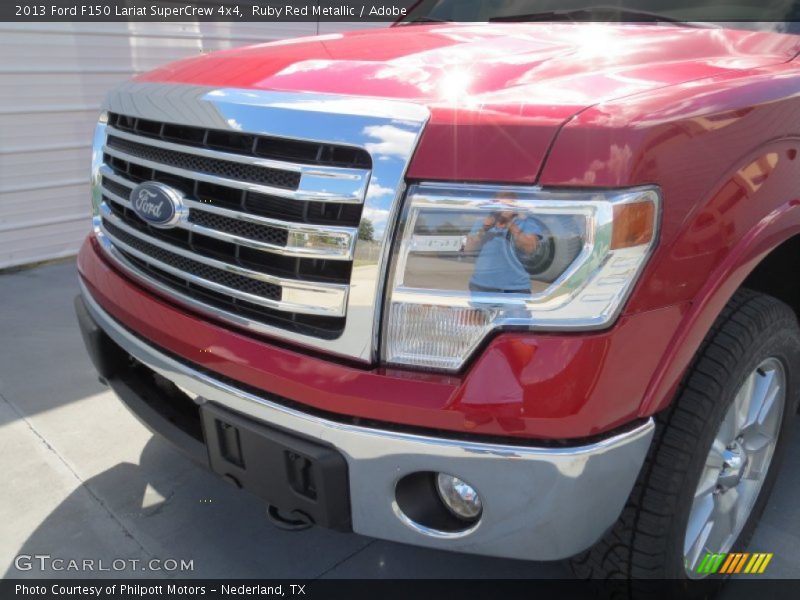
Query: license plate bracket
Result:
<box><xmin>201</xmin><ymin>402</ymin><xmax>351</xmax><ymax>531</ymax></box>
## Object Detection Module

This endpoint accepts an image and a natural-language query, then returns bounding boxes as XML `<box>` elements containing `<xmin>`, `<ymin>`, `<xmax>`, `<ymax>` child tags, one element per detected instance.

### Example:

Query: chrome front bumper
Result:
<box><xmin>80</xmin><ymin>282</ymin><xmax>654</xmax><ymax>561</ymax></box>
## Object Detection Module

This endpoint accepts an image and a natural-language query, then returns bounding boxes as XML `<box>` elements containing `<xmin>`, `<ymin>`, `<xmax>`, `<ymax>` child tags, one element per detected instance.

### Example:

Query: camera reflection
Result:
<box><xmin>402</xmin><ymin>192</ymin><xmax>584</xmax><ymax>297</ymax></box>
<box><xmin>464</xmin><ymin>193</ymin><xmax>541</xmax><ymax>294</ymax></box>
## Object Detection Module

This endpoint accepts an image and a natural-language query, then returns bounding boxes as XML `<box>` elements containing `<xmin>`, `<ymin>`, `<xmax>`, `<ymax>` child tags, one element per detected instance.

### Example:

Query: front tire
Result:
<box><xmin>570</xmin><ymin>289</ymin><xmax>800</xmax><ymax>596</ymax></box>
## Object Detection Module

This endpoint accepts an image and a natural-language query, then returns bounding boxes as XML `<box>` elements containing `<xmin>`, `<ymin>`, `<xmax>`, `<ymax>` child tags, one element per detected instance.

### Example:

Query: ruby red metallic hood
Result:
<box><xmin>137</xmin><ymin>23</ymin><xmax>800</xmax><ymax>183</ymax></box>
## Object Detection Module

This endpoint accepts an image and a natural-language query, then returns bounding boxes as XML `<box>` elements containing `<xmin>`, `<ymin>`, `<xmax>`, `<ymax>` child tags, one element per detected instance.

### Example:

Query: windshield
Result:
<box><xmin>401</xmin><ymin>1</ymin><xmax>800</xmax><ymax>32</ymax></box>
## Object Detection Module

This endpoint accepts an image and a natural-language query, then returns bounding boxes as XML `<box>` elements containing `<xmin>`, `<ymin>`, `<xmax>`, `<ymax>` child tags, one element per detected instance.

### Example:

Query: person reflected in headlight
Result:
<box><xmin>463</xmin><ymin>192</ymin><xmax>540</xmax><ymax>294</ymax></box>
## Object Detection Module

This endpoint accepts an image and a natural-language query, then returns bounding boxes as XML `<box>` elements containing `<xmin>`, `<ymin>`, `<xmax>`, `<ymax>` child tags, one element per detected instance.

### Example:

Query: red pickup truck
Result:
<box><xmin>75</xmin><ymin>7</ymin><xmax>800</xmax><ymax>594</ymax></box>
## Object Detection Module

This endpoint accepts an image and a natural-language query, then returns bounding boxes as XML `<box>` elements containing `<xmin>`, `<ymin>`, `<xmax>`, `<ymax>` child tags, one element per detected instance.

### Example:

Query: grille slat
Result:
<box><xmin>99</xmin><ymin>209</ymin><xmax>348</xmax><ymax>318</ymax></box>
<box><xmin>102</xmin><ymin>160</ymin><xmax>363</xmax><ymax>227</ymax></box>
<box><xmin>104</xmin><ymin>124</ymin><xmax>371</xmax><ymax>203</ymax></box>
<box><xmin>100</xmin><ymin>166</ymin><xmax>356</xmax><ymax>262</ymax></box>
<box><xmin>188</xmin><ymin>211</ymin><xmax>289</xmax><ymax>246</ymax></box>
<box><xmin>109</xmin><ymin>112</ymin><xmax>371</xmax><ymax>170</ymax></box>
<box><xmin>107</xmin><ymin>135</ymin><xmax>302</xmax><ymax>191</ymax></box>
<box><xmin>103</xmin><ymin>220</ymin><xmax>283</xmax><ymax>303</ymax></box>
<box><xmin>111</xmin><ymin>247</ymin><xmax>347</xmax><ymax>339</ymax></box>
<box><xmin>97</xmin><ymin>112</ymin><xmax>369</xmax><ymax>337</ymax></box>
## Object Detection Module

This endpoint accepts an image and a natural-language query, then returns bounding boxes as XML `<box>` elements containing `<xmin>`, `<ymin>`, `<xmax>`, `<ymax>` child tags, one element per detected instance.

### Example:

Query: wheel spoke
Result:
<box><xmin>708</xmin><ymin>438</ymin><xmax>726</xmax><ymax>469</ymax></box>
<box><xmin>696</xmin><ymin>465</ymin><xmax>720</xmax><ymax>498</ymax></box>
<box><xmin>705</xmin><ymin>489</ymin><xmax>739</xmax><ymax>554</ymax></box>
<box><xmin>741</xmin><ymin>362</ymin><xmax>784</xmax><ymax>480</ymax></box>
<box><xmin>743</xmin><ymin>435</ymin><xmax>775</xmax><ymax>480</ymax></box>
<box><xmin>756</xmin><ymin>376</ymin><xmax>782</xmax><ymax>430</ymax></box>
<box><xmin>742</xmin><ymin>429</ymin><xmax>774</xmax><ymax>455</ymax></box>
<box><xmin>743</xmin><ymin>368</ymin><xmax>779</xmax><ymax>431</ymax></box>
<box><xmin>718</xmin><ymin>402</ymin><xmax>739</xmax><ymax>446</ymax></box>
<box><xmin>684</xmin><ymin>493</ymin><xmax>715</xmax><ymax>569</ymax></box>
<box><xmin>733</xmin><ymin>478</ymin><xmax>760</xmax><ymax>521</ymax></box>
<box><xmin>733</xmin><ymin>371</ymin><xmax>757</xmax><ymax>432</ymax></box>
<box><xmin>685</xmin><ymin>520</ymin><xmax>714</xmax><ymax>572</ymax></box>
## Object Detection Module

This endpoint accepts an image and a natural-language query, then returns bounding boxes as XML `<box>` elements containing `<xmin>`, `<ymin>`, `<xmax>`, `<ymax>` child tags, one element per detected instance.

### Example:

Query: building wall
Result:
<box><xmin>0</xmin><ymin>21</ymin><xmax>377</xmax><ymax>269</ymax></box>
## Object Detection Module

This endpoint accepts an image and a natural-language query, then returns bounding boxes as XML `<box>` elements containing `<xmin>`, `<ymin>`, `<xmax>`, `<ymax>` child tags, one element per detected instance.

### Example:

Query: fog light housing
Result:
<box><xmin>436</xmin><ymin>473</ymin><xmax>482</xmax><ymax>521</ymax></box>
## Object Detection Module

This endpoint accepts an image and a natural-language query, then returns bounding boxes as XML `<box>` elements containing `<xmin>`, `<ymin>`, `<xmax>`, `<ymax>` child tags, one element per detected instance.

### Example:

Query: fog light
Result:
<box><xmin>435</xmin><ymin>473</ymin><xmax>482</xmax><ymax>521</ymax></box>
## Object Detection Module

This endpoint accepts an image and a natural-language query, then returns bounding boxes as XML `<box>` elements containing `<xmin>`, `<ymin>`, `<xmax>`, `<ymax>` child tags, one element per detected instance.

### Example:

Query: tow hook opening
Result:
<box><xmin>394</xmin><ymin>472</ymin><xmax>482</xmax><ymax>536</ymax></box>
<box><xmin>266</xmin><ymin>505</ymin><xmax>314</xmax><ymax>531</ymax></box>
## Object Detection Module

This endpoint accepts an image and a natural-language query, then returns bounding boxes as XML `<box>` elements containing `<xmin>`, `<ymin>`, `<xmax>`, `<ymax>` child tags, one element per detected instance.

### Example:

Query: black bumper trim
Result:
<box><xmin>76</xmin><ymin>294</ymin><xmax>209</xmax><ymax>466</ymax></box>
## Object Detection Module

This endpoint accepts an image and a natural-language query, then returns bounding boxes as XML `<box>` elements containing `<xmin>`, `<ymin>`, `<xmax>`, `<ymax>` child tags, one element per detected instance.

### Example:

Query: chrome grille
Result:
<box><xmin>92</xmin><ymin>83</ymin><xmax>430</xmax><ymax>362</ymax></box>
<box><xmin>95</xmin><ymin>112</ymin><xmax>373</xmax><ymax>339</ymax></box>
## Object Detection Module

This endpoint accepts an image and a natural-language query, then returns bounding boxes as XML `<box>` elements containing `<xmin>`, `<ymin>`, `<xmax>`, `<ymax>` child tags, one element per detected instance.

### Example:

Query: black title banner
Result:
<box><xmin>5</xmin><ymin>1</ymin><xmax>800</xmax><ymax>23</ymax></box>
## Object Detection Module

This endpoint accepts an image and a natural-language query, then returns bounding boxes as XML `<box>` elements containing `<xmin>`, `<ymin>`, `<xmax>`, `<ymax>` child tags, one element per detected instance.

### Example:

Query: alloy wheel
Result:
<box><xmin>683</xmin><ymin>358</ymin><xmax>786</xmax><ymax>577</ymax></box>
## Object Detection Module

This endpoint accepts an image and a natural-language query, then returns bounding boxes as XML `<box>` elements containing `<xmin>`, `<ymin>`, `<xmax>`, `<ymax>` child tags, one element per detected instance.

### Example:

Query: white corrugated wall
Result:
<box><xmin>0</xmin><ymin>21</ymin><xmax>377</xmax><ymax>269</ymax></box>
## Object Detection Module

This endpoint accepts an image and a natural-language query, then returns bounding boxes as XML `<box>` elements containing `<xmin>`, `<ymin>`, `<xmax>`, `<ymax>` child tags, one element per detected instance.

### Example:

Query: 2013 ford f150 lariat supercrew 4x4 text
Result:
<box><xmin>74</xmin><ymin>2</ymin><xmax>800</xmax><ymax>592</ymax></box>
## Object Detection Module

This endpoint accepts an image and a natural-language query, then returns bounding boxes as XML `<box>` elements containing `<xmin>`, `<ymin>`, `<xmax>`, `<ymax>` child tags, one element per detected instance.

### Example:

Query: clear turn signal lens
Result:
<box><xmin>386</xmin><ymin>304</ymin><xmax>498</xmax><ymax>371</ymax></box>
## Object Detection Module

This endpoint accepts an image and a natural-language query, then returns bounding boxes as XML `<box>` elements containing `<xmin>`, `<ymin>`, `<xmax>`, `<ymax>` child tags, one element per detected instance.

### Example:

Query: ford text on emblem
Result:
<box><xmin>129</xmin><ymin>182</ymin><xmax>186</xmax><ymax>228</ymax></box>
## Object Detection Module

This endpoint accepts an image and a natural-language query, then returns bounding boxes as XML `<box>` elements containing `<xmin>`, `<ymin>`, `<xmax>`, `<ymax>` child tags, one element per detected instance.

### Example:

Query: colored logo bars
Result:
<box><xmin>696</xmin><ymin>552</ymin><xmax>773</xmax><ymax>575</ymax></box>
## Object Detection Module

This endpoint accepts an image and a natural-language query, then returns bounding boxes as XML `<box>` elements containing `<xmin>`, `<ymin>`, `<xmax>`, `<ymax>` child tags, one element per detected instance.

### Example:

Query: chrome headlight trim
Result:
<box><xmin>382</xmin><ymin>182</ymin><xmax>661</xmax><ymax>371</ymax></box>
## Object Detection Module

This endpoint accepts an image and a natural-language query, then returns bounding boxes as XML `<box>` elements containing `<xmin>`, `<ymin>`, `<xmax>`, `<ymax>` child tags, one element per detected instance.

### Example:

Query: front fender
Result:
<box><xmin>639</xmin><ymin>198</ymin><xmax>800</xmax><ymax>417</ymax></box>
<box><xmin>539</xmin><ymin>63</ymin><xmax>800</xmax><ymax>422</ymax></box>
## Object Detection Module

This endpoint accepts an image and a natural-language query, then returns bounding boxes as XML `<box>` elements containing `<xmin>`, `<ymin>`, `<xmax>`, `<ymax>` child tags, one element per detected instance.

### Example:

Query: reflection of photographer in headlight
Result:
<box><xmin>464</xmin><ymin>192</ymin><xmax>584</xmax><ymax>294</ymax></box>
<box><xmin>464</xmin><ymin>194</ymin><xmax>541</xmax><ymax>293</ymax></box>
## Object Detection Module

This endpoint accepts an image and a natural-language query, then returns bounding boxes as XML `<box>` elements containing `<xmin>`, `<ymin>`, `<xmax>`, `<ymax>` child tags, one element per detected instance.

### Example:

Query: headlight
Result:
<box><xmin>382</xmin><ymin>183</ymin><xmax>660</xmax><ymax>371</ymax></box>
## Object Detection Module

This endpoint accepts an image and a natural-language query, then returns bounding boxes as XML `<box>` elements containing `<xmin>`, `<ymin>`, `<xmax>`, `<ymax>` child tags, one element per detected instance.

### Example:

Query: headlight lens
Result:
<box><xmin>382</xmin><ymin>183</ymin><xmax>660</xmax><ymax>371</ymax></box>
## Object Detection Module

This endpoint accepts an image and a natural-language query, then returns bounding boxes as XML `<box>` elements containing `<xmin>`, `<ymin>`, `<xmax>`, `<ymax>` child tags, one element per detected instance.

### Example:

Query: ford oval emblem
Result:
<box><xmin>129</xmin><ymin>182</ymin><xmax>186</xmax><ymax>228</ymax></box>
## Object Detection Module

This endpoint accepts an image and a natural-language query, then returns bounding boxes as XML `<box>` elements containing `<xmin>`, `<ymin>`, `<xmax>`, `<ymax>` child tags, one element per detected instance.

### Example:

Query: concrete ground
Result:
<box><xmin>1</xmin><ymin>260</ymin><xmax>799</xmax><ymax>585</ymax></box>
